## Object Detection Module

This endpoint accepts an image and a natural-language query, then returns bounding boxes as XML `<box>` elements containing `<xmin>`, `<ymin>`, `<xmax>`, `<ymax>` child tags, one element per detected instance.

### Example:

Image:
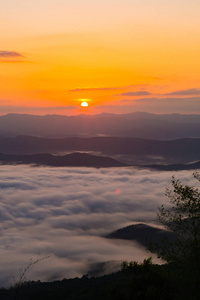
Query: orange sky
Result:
<box><xmin>0</xmin><ymin>0</ymin><xmax>200</xmax><ymax>115</ymax></box>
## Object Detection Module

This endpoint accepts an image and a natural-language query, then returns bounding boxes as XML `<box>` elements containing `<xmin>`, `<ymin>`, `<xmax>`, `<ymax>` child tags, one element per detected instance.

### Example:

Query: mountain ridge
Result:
<box><xmin>1</xmin><ymin>112</ymin><xmax>200</xmax><ymax>139</ymax></box>
<box><xmin>0</xmin><ymin>152</ymin><xmax>127</xmax><ymax>168</ymax></box>
<box><xmin>0</xmin><ymin>135</ymin><xmax>200</xmax><ymax>165</ymax></box>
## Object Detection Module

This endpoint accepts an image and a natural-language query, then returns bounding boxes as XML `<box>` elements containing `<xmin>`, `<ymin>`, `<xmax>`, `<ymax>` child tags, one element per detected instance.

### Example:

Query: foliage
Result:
<box><xmin>113</xmin><ymin>257</ymin><xmax>174</xmax><ymax>300</ymax></box>
<box><xmin>151</xmin><ymin>172</ymin><xmax>200</xmax><ymax>263</ymax></box>
<box><xmin>148</xmin><ymin>172</ymin><xmax>200</xmax><ymax>299</ymax></box>
<box><xmin>121</xmin><ymin>257</ymin><xmax>153</xmax><ymax>272</ymax></box>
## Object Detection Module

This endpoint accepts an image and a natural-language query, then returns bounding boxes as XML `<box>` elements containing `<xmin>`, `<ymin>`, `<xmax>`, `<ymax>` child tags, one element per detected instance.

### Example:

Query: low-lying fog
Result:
<box><xmin>0</xmin><ymin>165</ymin><xmax>198</xmax><ymax>286</ymax></box>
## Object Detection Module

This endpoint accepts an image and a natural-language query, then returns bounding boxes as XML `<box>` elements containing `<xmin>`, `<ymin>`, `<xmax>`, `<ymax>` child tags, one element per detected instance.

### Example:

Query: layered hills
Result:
<box><xmin>1</xmin><ymin>112</ymin><xmax>200</xmax><ymax>168</ymax></box>
<box><xmin>0</xmin><ymin>135</ymin><xmax>200</xmax><ymax>165</ymax></box>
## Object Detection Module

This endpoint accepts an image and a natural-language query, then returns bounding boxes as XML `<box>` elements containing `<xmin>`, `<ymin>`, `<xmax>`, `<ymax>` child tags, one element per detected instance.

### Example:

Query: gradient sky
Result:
<box><xmin>1</xmin><ymin>0</ymin><xmax>200</xmax><ymax>115</ymax></box>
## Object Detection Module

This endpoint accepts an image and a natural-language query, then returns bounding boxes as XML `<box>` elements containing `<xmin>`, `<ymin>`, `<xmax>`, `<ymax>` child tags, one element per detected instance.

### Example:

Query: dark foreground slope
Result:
<box><xmin>0</xmin><ymin>263</ymin><xmax>175</xmax><ymax>300</ymax></box>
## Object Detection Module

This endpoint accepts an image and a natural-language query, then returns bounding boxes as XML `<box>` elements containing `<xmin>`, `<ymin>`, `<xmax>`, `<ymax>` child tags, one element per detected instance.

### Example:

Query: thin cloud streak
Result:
<box><xmin>165</xmin><ymin>88</ymin><xmax>200</xmax><ymax>96</ymax></box>
<box><xmin>0</xmin><ymin>50</ymin><xmax>26</xmax><ymax>63</ymax></box>
<box><xmin>69</xmin><ymin>87</ymin><xmax>121</xmax><ymax>92</ymax></box>
<box><xmin>69</xmin><ymin>84</ymin><xmax>149</xmax><ymax>92</ymax></box>
<box><xmin>0</xmin><ymin>51</ymin><xmax>24</xmax><ymax>58</ymax></box>
<box><xmin>119</xmin><ymin>91</ymin><xmax>152</xmax><ymax>96</ymax></box>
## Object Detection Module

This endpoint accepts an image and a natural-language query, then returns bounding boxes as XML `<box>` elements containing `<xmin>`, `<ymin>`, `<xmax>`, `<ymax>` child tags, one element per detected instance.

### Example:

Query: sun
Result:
<box><xmin>81</xmin><ymin>101</ymin><xmax>89</xmax><ymax>107</ymax></box>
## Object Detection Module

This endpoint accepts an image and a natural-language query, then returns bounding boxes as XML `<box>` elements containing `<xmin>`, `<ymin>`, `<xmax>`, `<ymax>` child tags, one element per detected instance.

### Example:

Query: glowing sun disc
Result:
<box><xmin>81</xmin><ymin>101</ymin><xmax>89</xmax><ymax>107</ymax></box>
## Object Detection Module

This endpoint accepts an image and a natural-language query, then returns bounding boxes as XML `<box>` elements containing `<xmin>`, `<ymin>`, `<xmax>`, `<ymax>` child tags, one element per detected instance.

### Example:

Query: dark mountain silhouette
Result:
<box><xmin>1</xmin><ymin>151</ymin><xmax>199</xmax><ymax>170</ymax></box>
<box><xmin>0</xmin><ymin>152</ymin><xmax>127</xmax><ymax>168</ymax></box>
<box><xmin>0</xmin><ymin>135</ymin><xmax>200</xmax><ymax>164</ymax></box>
<box><xmin>1</xmin><ymin>112</ymin><xmax>200</xmax><ymax>139</ymax></box>
<box><xmin>107</xmin><ymin>223</ymin><xmax>177</xmax><ymax>247</ymax></box>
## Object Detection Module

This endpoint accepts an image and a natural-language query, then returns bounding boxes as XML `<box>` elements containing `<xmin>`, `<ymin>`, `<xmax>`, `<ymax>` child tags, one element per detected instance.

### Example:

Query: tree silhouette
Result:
<box><xmin>149</xmin><ymin>172</ymin><xmax>200</xmax><ymax>299</ymax></box>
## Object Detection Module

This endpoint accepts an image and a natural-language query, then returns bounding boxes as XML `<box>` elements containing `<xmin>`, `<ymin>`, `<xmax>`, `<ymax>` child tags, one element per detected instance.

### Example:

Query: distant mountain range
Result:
<box><xmin>1</xmin><ymin>112</ymin><xmax>200</xmax><ymax>167</ymax></box>
<box><xmin>146</xmin><ymin>160</ymin><xmax>200</xmax><ymax>171</ymax></box>
<box><xmin>1</xmin><ymin>112</ymin><xmax>200</xmax><ymax>139</ymax></box>
<box><xmin>0</xmin><ymin>152</ymin><xmax>126</xmax><ymax>168</ymax></box>
<box><xmin>0</xmin><ymin>135</ymin><xmax>200</xmax><ymax>165</ymax></box>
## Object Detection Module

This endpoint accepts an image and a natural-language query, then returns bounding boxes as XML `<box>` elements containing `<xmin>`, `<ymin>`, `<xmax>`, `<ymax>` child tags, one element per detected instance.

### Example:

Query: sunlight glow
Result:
<box><xmin>81</xmin><ymin>101</ymin><xmax>89</xmax><ymax>107</ymax></box>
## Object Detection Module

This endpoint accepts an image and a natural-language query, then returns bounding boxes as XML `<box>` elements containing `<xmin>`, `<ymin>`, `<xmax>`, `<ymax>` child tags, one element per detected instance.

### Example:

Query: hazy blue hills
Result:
<box><xmin>0</xmin><ymin>152</ymin><xmax>126</xmax><ymax>168</ymax></box>
<box><xmin>1</xmin><ymin>112</ymin><xmax>200</xmax><ymax>139</ymax></box>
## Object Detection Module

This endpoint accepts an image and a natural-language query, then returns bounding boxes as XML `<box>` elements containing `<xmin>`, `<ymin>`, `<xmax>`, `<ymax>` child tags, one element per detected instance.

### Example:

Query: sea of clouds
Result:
<box><xmin>0</xmin><ymin>165</ymin><xmax>198</xmax><ymax>286</ymax></box>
